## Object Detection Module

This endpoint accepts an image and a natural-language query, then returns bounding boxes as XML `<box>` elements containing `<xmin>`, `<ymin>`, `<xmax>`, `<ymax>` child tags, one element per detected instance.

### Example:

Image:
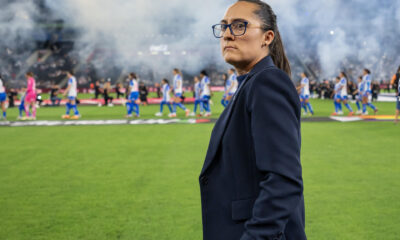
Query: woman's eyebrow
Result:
<box><xmin>220</xmin><ymin>18</ymin><xmax>248</xmax><ymax>24</ymax></box>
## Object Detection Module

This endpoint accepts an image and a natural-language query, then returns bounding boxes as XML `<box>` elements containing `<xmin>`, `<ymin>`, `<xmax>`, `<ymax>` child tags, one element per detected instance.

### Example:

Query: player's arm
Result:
<box><xmin>390</xmin><ymin>75</ymin><xmax>396</xmax><ymax>89</ymax></box>
<box><xmin>63</xmin><ymin>83</ymin><xmax>71</xmax><ymax>97</ymax></box>
<box><xmin>296</xmin><ymin>84</ymin><xmax>305</xmax><ymax>91</ymax></box>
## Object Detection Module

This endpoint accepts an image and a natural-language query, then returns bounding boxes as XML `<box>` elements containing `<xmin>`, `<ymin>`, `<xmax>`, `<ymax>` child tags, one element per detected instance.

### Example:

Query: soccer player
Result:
<box><xmin>353</xmin><ymin>76</ymin><xmax>364</xmax><ymax>115</ymax></box>
<box><xmin>331</xmin><ymin>77</ymin><xmax>343</xmax><ymax>116</ymax></box>
<box><xmin>155</xmin><ymin>78</ymin><xmax>173</xmax><ymax>117</ymax></box>
<box><xmin>361</xmin><ymin>69</ymin><xmax>378</xmax><ymax>115</ymax></box>
<box><xmin>392</xmin><ymin>67</ymin><xmax>400</xmax><ymax>124</ymax></box>
<box><xmin>171</xmin><ymin>68</ymin><xmax>190</xmax><ymax>117</ymax></box>
<box><xmin>17</xmin><ymin>88</ymin><xmax>26</xmax><ymax>120</ymax></box>
<box><xmin>23</xmin><ymin>72</ymin><xmax>37</xmax><ymax>120</ymax></box>
<box><xmin>0</xmin><ymin>75</ymin><xmax>6</xmax><ymax>120</ymax></box>
<box><xmin>200</xmin><ymin>70</ymin><xmax>212</xmax><ymax>117</ymax></box>
<box><xmin>126</xmin><ymin>73</ymin><xmax>140</xmax><ymax>118</ymax></box>
<box><xmin>190</xmin><ymin>76</ymin><xmax>204</xmax><ymax>117</ymax></box>
<box><xmin>337</xmin><ymin>72</ymin><xmax>354</xmax><ymax>116</ymax></box>
<box><xmin>296</xmin><ymin>72</ymin><xmax>314</xmax><ymax>115</ymax></box>
<box><xmin>62</xmin><ymin>71</ymin><xmax>80</xmax><ymax>119</ymax></box>
<box><xmin>222</xmin><ymin>69</ymin><xmax>238</xmax><ymax>108</ymax></box>
<box><xmin>220</xmin><ymin>73</ymin><xmax>228</xmax><ymax>107</ymax></box>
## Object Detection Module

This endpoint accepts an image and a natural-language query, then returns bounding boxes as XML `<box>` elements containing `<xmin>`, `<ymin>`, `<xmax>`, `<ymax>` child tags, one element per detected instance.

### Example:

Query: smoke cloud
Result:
<box><xmin>1</xmin><ymin>0</ymin><xmax>399</xmax><ymax>84</ymax></box>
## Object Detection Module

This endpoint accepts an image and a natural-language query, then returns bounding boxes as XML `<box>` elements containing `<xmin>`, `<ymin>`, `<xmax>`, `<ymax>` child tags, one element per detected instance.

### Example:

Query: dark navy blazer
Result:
<box><xmin>199</xmin><ymin>56</ymin><xmax>306</xmax><ymax>240</ymax></box>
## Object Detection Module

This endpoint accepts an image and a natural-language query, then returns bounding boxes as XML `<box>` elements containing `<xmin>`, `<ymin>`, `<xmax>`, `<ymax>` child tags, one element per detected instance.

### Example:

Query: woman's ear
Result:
<box><xmin>263</xmin><ymin>30</ymin><xmax>275</xmax><ymax>47</ymax></box>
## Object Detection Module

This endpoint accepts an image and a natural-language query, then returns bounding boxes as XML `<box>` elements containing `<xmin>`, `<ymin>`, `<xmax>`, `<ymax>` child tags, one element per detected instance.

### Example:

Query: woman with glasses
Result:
<box><xmin>199</xmin><ymin>1</ymin><xmax>306</xmax><ymax>239</ymax></box>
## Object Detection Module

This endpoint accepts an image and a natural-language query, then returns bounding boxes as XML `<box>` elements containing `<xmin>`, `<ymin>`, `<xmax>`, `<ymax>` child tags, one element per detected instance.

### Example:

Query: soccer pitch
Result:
<box><xmin>1</xmin><ymin>94</ymin><xmax>399</xmax><ymax>239</ymax></box>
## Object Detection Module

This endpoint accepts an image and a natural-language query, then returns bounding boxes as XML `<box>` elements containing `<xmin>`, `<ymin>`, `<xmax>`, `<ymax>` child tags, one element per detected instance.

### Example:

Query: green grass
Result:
<box><xmin>5</xmin><ymin>92</ymin><xmax>399</xmax><ymax>121</ymax></box>
<box><xmin>1</xmin><ymin>93</ymin><xmax>400</xmax><ymax>239</ymax></box>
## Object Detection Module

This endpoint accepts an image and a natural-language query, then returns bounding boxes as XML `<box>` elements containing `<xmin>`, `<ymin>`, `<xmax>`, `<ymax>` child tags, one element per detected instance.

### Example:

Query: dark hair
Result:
<box><xmin>200</xmin><ymin>70</ymin><xmax>208</xmax><ymax>76</ymax></box>
<box><xmin>129</xmin><ymin>72</ymin><xmax>137</xmax><ymax>79</ymax></box>
<box><xmin>238</xmin><ymin>0</ymin><xmax>291</xmax><ymax>76</ymax></box>
<box><xmin>302</xmin><ymin>72</ymin><xmax>308</xmax><ymax>78</ymax></box>
<box><xmin>66</xmin><ymin>70</ymin><xmax>75</xmax><ymax>75</ymax></box>
<box><xmin>162</xmin><ymin>78</ymin><xmax>169</xmax><ymax>84</ymax></box>
<box><xmin>363</xmin><ymin>68</ymin><xmax>371</xmax><ymax>74</ymax></box>
<box><xmin>340</xmin><ymin>71</ymin><xmax>347</xmax><ymax>79</ymax></box>
<box><xmin>358</xmin><ymin>76</ymin><xmax>363</xmax><ymax>80</ymax></box>
<box><xmin>229</xmin><ymin>68</ymin><xmax>236</xmax><ymax>72</ymax></box>
<box><xmin>26</xmin><ymin>72</ymin><xmax>34</xmax><ymax>77</ymax></box>
<box><xmin>397</xmin><ymin>65</ymin><xmax>400</xmax><ymax>74</ymax></box>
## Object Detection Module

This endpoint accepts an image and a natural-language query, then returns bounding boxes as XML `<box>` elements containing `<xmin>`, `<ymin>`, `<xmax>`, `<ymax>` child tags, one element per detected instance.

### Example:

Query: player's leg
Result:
<box><xmin>305</xmin><ymin>97</ymin><xmax>314</xmax><ymax>115</ymax></box>
<box><xmin>395</xmin><ymin>98</ymin><xmax>400</xmax><ymax>124</ymax></box>
<box><xmin>342</xmin><ymin>97</ymin><xmax>354</xmax><ymax>115</ymax></box>
<box><xmin>1</xmin><ymin>101</ymin><xmax>6</xmax><ymax>120</ymax></box>
<box><xmin>71</xmin><ymin>98</ymin><xmax>80</xmax><ymax>118</ymax></box>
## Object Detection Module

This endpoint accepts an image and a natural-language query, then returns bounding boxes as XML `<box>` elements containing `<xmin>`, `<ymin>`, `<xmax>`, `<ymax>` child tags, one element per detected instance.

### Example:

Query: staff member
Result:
<box><xmin>199</xmin><ymin>1</ymin><xmax>306</xmax><ymax>239</ymax></box>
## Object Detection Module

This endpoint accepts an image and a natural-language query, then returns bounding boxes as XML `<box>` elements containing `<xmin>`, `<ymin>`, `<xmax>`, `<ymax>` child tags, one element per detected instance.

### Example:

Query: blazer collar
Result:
<box><xmin>200</xmin><ymin>55</ymin><xmax>275</xmax><ymax>176</ymax></box>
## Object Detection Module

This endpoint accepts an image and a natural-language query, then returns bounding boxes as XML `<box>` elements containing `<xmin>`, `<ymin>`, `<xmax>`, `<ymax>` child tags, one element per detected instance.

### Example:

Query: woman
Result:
<box><xmin>353</xmin><ymin>76</ymin><xmax>364</xmax><ymax>114</ymax></box>
<box><xmin>171</xmin><ymin>68</ymin><xmax>190</xmax><ymax>117</ymax></box>
<box><xmin>126</xmin><ymin>73</ymin><xmax>140</xmax><ymax>118</ymax></box>
<box><xmin>155</xmin><ymin>79</ymin><xmax>173</xmax><ymax>117</ymax></box>
<box><xmin>199</xmin><ymin>1</ymin><xmax>306</xmax><ymax>239</ymax></box>
<box><xmin>338</xmin><ymin>72</ymin><xmax>354</xmax><ymax>115</ymax></box>
<box><xmin>190</xmin><ymin>76</ymin><xmax>204</xmax><ymax>116</ymax></box>
<box><xmin>62</xmin><ymin>71</ymin><xmax>80</xmax><ymax>119</ymax></box>
<box><xmin>199</xmin><ymin>70</ymin><xmax>212</xmax><ymax>116</ymax></box>
<box><xmin>361</xmin><ymin>68</ymin><xmax>378</xmax><ymax>115</ymax></box>
<box><xmin>24</xmin><ymin>72</ymin><xmax>37</xmax><ymax>120</ymax></box>
<box><xmin>0</xmin><ymin>75</ymin><xmax>6</xmax><ymax>120</ymax></box>
<box><xmin>331</xmin><ymin>76</ymin><xmax>343</xmax><ymax>116</ymax></box>
<box><xmin>392</xmin><ymin>66</ymin><xmax>400</xmax><ymax>124</ymax></box>
<box><xmin>296</xmin><ymin>72</ymin><xmax>314</xmax><ymax>115</ymax></box>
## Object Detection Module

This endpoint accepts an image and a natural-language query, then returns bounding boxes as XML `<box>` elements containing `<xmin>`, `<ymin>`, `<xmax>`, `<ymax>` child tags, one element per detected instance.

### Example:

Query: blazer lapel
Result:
<box><xmin>200</xmin><ymin>56</ymin><xmax>276</xmax><ymax>176</ymax></box>
<box><xmin>200</xmin><ymin>73</ymin><xmax>253</xmax><ymax>175</ymax></box>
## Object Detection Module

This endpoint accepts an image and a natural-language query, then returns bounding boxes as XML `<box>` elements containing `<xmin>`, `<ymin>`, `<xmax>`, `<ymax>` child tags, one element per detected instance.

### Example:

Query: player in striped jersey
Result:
<box><xmin>170</xmin><ymin>68</ymin><xmax>190</xmax><ymax>117</ymax></box>
<box><xmin>361</xmin><ymin>69</ymin><xmax>378</xmax><ymax>115</ymax></box>
<box><xmin>126</xmin><ymin>73</ymin><xmax>140</xmax><ymax>118</ymax></box>
<box><xmin>22</xmin><ymin>72</ymin><xmax>37</xmax><ymax>120</ymax></box>
<box><xmin>200</xmin><ymin>70</ymin><xmax>212</xmax><ymax>117</ymax></box>
<box><xmin>0</xmin><ymin>75</ymin><xmax>7</xmax><ymax>120</ymax></box>
<box><xmin>155</xmin><ymin>78</ymin><xmax>173</xmax><ymax>117</ymax></box>
<box><xmin>337</xmin><ymin>72</ymin><xmax>354</xmax><ymax>116</ymax></box>
<box><xmin>352</xmin><ymin>76</ymin><xmax>364</xmax><ymax>115</ymax></box>
<box><xmin>190</xmin><ymin>76</ymin><xmax>204</xmax><ymax>116</ymax></box>
<box><xmin>331</xmin><ymin>77</ymin><xmax>343</xmax><ymax>115</ymax></box>
<box><xmin>62</xmin><ymin>71</ymin><xmax>80</xmax><ymax>119</ymax></box>
<box><xmin>296</xmin><ymin>72</ymin><xmax>314</xmax><ymax>115</ymax></box>
<box><xmin>221</xmin><ymin>69</ymin><xmax>238</xmax><ymax>108</ymax></box>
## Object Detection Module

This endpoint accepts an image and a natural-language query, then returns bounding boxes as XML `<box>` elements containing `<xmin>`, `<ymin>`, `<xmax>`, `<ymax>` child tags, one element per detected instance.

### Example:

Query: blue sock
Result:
<box><xmin>72</xmin><ymin>105</ymin><xmax>79</xmax><ymax>115</ymax></box>
<box><xmin>306</xmin><ymin>103</ymin><xmax>314</xmax><ymax>114</ymax></box>
<box><xmin>345</xmin><ymin>103</ymin><xmax>353</xmax><ymax>112</ymax></box>
<box><xmin>356</xmin><ymin>101</ymin><xmax>361</xmax><ymax>110</ymax></box>
<box><xmin>160</xmin><ymin>103</ymin><xmax>164</xmax><ymax>113</ymax></box>
<box><xmin>66</xmin><ymin>103</ymin><xmax>71</xmax><ymax>115</ymax></box>
<box><xmin>221</xmin><ymin>99</ymin><xmax>226</xmax><ymax>107</ymax></box>
<box><xmin>367</xmin><ymin>103</ymin><xmax>376</xmax><ymax>111</ymax></box>
<box><xmin>173</xmin><ymin>103</ymin><xmax>177</xmax><ymax>113</ymax></box>
<box><xmin>178</xmin><ymin>103</ymin><xmax>186</xmax><ymax>111</ymax></box>
<box><xmin>338</xmin><ymin>102</ymin><xmax>342</xmax><ymax>111</ymax></box>
<box><xmin>194</xmin><ymin>101</ymin><xmax>198</xmax><ymax>113</ymax></box>
<box><xmin>301</xmin><ymin>102</ymin><xmax>308</xmax><ymax>113</ymax></box>
<box><xmin>334</xmin><ymin>102</ymin><xmax>338</xmax><ymax>113</ymax></box>
<box><xmin>133</xmin><ymin>103</ymin><xmax>139</xmax><ymax>115</ymax></box>
<box><xmin>127</xmin><ymin>102</ymin><xmax>133</xmax><ymax>115</ymax></box>
<box><xmin>2</xmin><ymin>111</ymin><xmax>6</xmax><ymax>118</ymax></box>
<box><xmin>362</xmin><ymin>104</ymin><xmax>367</xmax><ymax>113</ymax></box>
<box><xmin>167</xmin><ymin>103</ymin><xmax>173</xmax><ymax>113</ymax></box>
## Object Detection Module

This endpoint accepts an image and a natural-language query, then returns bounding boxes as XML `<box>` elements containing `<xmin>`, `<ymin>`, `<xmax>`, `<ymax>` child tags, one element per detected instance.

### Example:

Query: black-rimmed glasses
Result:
<box><xmin>212</xmin><ymin>21</ymin><xmax>249</xmax><ymax>38</ymax></box>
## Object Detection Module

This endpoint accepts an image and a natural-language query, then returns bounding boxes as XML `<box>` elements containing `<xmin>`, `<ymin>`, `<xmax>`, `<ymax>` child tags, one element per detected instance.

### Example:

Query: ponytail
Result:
<box><xmin>238</xmin><ymin>0</ymin><xmax>291</xmax><ymax>77</ymax></box>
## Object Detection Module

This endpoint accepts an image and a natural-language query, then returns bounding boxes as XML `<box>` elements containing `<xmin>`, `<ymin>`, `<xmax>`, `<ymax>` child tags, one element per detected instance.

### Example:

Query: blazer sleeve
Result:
<box><xmin>241</xmin><ymin>69</ymin><xmax>303</xmax><ymax>240</ymax></box>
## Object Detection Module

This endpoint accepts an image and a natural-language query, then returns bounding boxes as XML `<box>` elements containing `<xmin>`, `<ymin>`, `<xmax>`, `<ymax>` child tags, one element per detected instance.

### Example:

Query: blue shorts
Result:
<box><xmin>129</xmin><ymin>92</ymin><xmax>139</xmax><ymax>101</ymax></box>
<box><xmin>334</xmin><ymin>94</ymin><xmax>342</xmax><ymax>100</ymax></box>
<box><xmin>174</xmin><ymin>93</ymin><xmax>182</xmax><ymax>98</ymax></box>
<box><xmin>0</xmin><ymin>92</ymin><xmax>6</xmax><ymax>102</ymax></box>
<box><xmin>397</xmin><ymin>97</ymin><xmax>400</xmax><ymax>110</ymax></box>
<box><xmin>300</xmin><ymin>95</ymin><xmax>309</xmax><ymax>100</ymax></box>
<box><xmin>362</xmin><ymin>92</ymin><xmax>369</xmax><ymax>97</ymax></box>
<box><xmin>227</xmin><ymin>93</ymin><xmax>235</xmax><ymax>96</ymax></box>
<box><xmin>68</xmin><ymin>96</ymin><xmax>76</xmax><ymax>101</ymax></box>
<box><xmin>202</xmin><ymin>95</ymin><xmax>211</xmax><ymax>101</ymax></box>
<box><xmin>341</xmin><ymin>95</ymin><xmax>348</xmax><ymax>100</ymax></box>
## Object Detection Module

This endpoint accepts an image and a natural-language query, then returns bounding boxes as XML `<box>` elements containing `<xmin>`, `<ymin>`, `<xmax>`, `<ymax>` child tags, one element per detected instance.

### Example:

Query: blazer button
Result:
<box><xmin>200</xmin><ymin>176</ymin><xmax>208</xmax><ymax>186</ymax></box>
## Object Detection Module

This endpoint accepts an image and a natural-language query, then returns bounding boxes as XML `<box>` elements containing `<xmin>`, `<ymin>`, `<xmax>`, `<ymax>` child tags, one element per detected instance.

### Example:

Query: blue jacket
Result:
<box><xmin>199</xmin><ymin>56</ymin><xmax>306</xmax><ymax>240</ymax></box>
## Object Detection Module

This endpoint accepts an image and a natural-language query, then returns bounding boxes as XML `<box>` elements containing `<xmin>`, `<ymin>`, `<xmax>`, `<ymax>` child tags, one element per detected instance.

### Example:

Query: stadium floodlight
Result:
<box><xmin>330</xmin><ymin>30</ymin><xmax>335</xmax><ymax>35</ymax></box>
